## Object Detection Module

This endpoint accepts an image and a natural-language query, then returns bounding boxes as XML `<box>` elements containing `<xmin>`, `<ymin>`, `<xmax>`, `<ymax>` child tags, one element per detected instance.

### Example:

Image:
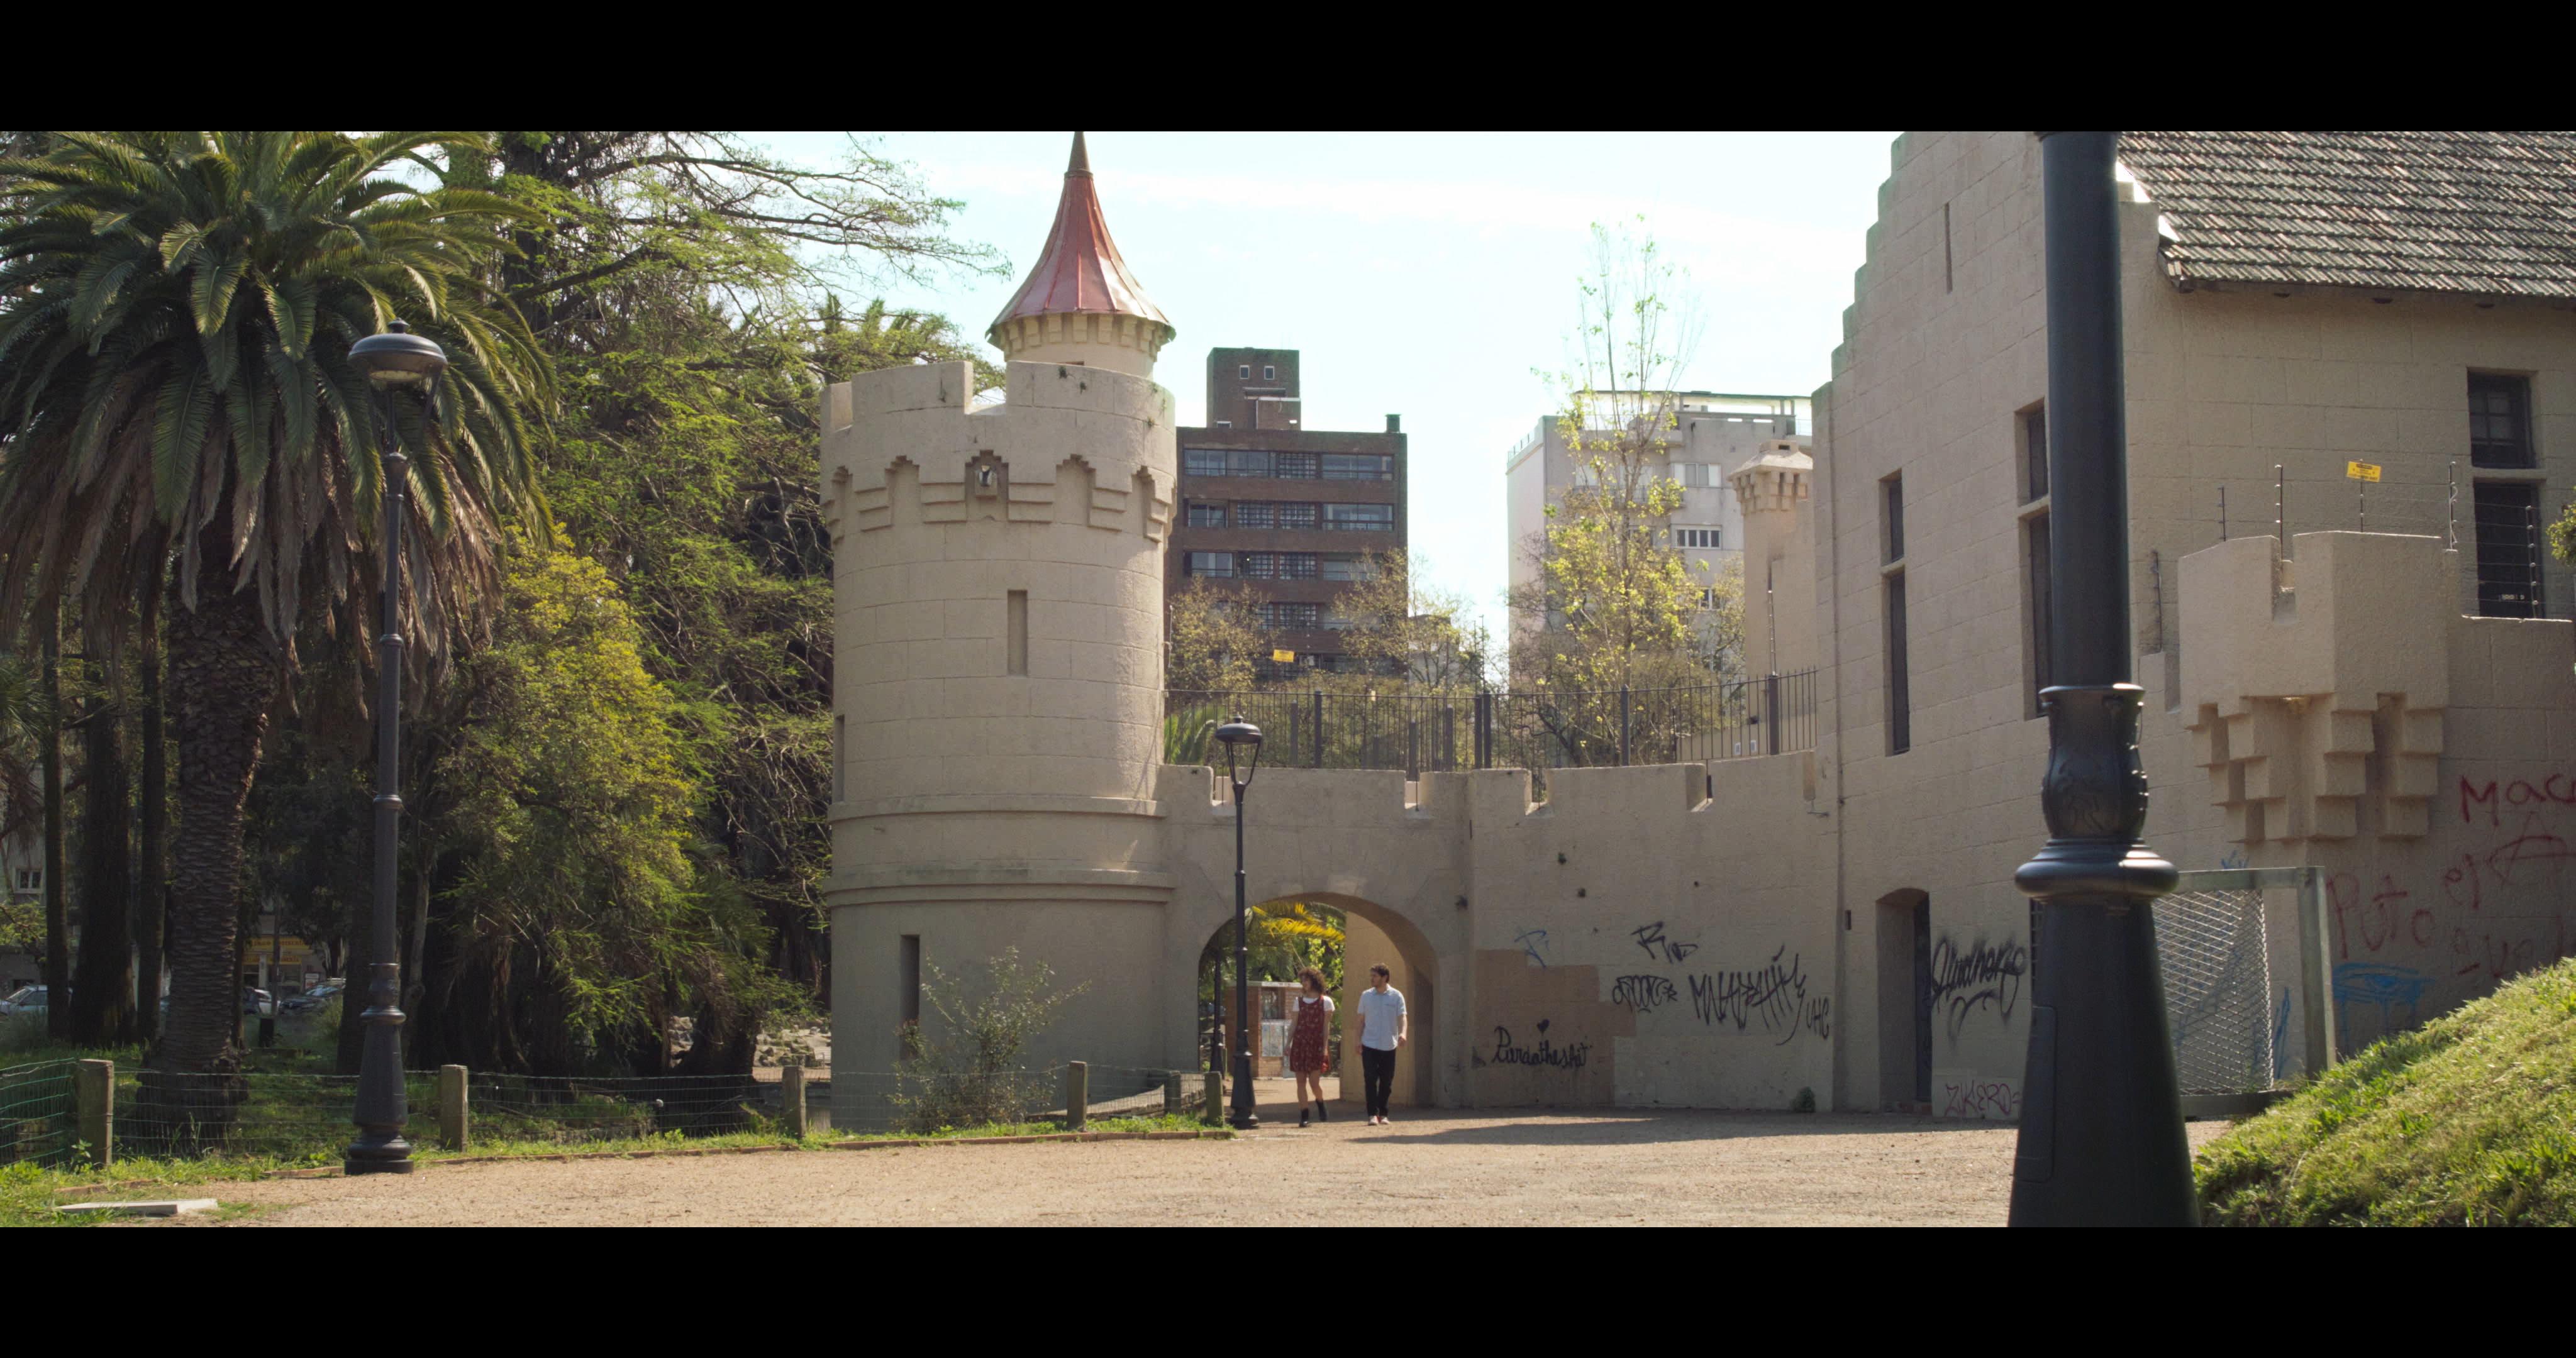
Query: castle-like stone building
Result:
<box><xmin>826</xmin><ymin>131</ymin><xmax>2576</xmax><ymax>1123</ymax></box>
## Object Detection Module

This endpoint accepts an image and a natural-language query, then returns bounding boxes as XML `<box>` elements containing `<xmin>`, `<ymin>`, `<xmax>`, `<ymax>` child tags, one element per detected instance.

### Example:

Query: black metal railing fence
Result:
<box><xmin>1166</xmin><ymin>668</ymin><xmax>1819</xmax><ymax>780</ymax></box>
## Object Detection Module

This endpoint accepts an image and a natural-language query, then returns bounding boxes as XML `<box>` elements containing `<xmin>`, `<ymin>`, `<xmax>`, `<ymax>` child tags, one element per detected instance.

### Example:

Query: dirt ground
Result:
<box><xmin>171</xmin><ymin>1089</ymin><xmax>2233</xmax><ymax>1227</ymax></box>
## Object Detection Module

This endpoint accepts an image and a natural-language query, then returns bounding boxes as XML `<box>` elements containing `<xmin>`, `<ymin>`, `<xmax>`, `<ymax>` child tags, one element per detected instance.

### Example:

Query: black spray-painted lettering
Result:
<box><xmin>1631</xmin><ymin>920</ymin><xmax>1700</xmax><ymax>965</ymax></box>
<box><xmin>1928</xmin><ymin>936</ymin><xmax>2028</xmax><ymax>1039</ymax></box>
<box><xmin>1489</xmin><ymin>1024</ymin><xmax>1592</xmax><ymax>1071</ymax></box>
<box><xmin>1610</xmin><ymin>974</ymin><xmax>1682</xmax><ymax>1013</ymax></box>
<box><xmin>1686</xmin><ymin>946</ymin><xmax>1828</xmax><ymax>1045</ymax></box>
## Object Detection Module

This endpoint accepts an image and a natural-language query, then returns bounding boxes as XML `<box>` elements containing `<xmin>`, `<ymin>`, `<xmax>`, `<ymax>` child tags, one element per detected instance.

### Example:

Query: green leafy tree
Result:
<box><xmin>1507</xmin><ymin>221</ymin><xmax>1731</xmax><ymax>763</ymax></box>
<box><xmin>0</xmin><ymin>131</ymin><xmax>550</xmax><ymax>1079</ymax></box>
<box><xmin>410</xmin><ymin>534</ymin><xmax>787</xmax><ymax>1078</ymax></box>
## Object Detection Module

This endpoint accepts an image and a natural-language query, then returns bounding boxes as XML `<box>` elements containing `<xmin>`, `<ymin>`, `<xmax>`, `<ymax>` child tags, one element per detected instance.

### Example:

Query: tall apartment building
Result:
<box><xmin>1169</xmin><ymin>348</ymin><xmax>1407</xmax><ymax>675</ymax></box>
<box><xmin>1503</xmin><ymin>392</ymin><xmax>1810</xmax><ymax>622</ymax></box>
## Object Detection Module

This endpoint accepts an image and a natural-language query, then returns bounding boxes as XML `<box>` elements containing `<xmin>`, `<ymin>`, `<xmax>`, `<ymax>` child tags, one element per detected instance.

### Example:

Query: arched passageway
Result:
<box><xmin>1192</xmin><ymin>892</ymin><xmax>1440</xmax><ymax>1115</ymax></box>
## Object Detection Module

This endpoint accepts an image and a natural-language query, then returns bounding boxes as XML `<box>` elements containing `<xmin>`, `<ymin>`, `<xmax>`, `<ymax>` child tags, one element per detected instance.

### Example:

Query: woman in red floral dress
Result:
<box><xmin>1288</xmin><ymin>966</ymin><xmax>1335</xmax><ymax>1127</ymax></box>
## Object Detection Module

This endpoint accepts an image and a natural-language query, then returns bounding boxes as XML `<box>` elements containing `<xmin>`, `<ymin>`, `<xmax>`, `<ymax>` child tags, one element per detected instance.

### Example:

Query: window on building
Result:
<box><xmin>1677</xmin><ymin>527</ymin><xmax>1721</xmax><ymax>549</ymax></box>
<box><xmin>1321</xmin><ymin>611</ymin><xmax>1359</xmax><ymax>631</ymax></box>
<box><xmin>1227</xmin><ymin>449</ymin><xmax>1273</xmax><ymax>478</ymax></box>
<box><xmin>1240</xmin><ymin>553</ymin><xmax>1279</xmax><ymax>579</ymax></box>
<box><xmin>900</xmin><ymin>935</ymin><xmax>922</xmax><ymax>1026</ymax></box>
<box><xmin>1323</xmin><ymin>503</ymin><xmax>1395</xmax><ymax>531</ymax></box>
<box><xmin>1321</xmin><ymin>453</ymin><xmax>1393</xmax><ymax>480</ymax></box>
<box><xmin>2024</xmin><ymin>511</ymin><xmax>2053</xmax><ymax>715</ymax></box>
<box><xmin>1265</xmin><ymin>602</ymin><xmax>1323</xmax><ymax>630</ymax></box>
<box><xmin>2475</xmin><ymin>480</ymin><xmax>2544</xmax><ymax>617</ymax></box>
<box><xmin>1006</xmin><ymin>590</ymin><xmax>1028</xmax><ymax>676</ymax></box>
<box><xmin>1239</xmin><ymin>365</ymin><xmax>1251</xmax><ymax>378</ymax></box>
<box><xmin>1885</xmin><ymin>571</ymin><xmax>1911</xmax><ymax>754</ymax></box>
<box><xmin>2470</xmin><ymin>373</ymin><xmax>2534</xmax><ymax>469</ymax></box>
<box><xmin>1679</xmin><ymin>463</ymin><xmax>1711</xmax><ymax>489</ymax></box>
<box><xmin>1232</xmin><ymin>502</ymin><xmax>1275</xmax><ymax>529</ymax></box>
<box><xmin>2021</xmin><ymin>405</ymin><xmax>2049</xmax><ymax>502</ymax></box>
<box><xmin>1272</xmin><ymin>451</ymin><xmax>1318</xmax><ymax>480</ymax></box>
<box><xmin>1322</xmin><ymin>553</ymin><xmax>1376</xmax><ymax>582</ymax></box>
<box><xmin>1263</xmin><ymin>365</ymin><xmax>1276</xmax><ymax>380</ymax></box>
<box><xmin>1697</xmin><ymin>587</ymin><xmax>1719</xmax><ymax>609</ymax></box>
<box><xmin>1275</xmin><ymin>502</ymin><xmax>1319</xmax><ymax>531</ymax></box>
<box><xmin>1185</xmin><ymin>502</ymin><xmax>1226</xmax><ymax>528</ymax></box>
<box><xmin>1278</xmin><ymin>552</ymin><xmax>1319</xmax><ymax>579</ymax></box>
<box><xmin>13</xmin><ymin>868</ymin><xmax>37</xmax><ymax>893</ymax></box>
<box><xmin>1882</xmin><ymin>472</ymin><xmax>1906</xmax><ymax>563</ymax></box>
<box><xmin>1185</xmin><ymin>551</ymin><xmax>1234</xmax><ymax>578</ymax></box>
<box><xmin>1183</xmin><ymin>448</ymin><xmax>1228</xmax><ymax>478</ymax></box>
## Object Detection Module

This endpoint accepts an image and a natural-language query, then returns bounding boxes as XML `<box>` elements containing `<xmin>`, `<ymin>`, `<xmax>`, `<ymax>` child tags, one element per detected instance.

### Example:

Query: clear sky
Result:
<box><xmin>762</xmin><ymin>131</ymin><xmax>1899</xmax><ymax>643</ymax></box>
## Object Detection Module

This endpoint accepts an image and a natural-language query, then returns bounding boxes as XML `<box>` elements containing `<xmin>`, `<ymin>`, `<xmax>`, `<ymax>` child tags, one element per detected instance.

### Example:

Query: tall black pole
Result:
<box><xmin>1228</xmin><ymin>773</ymin><xmax>1258</xmax><ymax>1129</ymax></box>
<box><xmin>346</xmin><ymin>409</ymin><xmax>415</xmax><ymax>1174</ymax></box>
<box><xmin>2009</xmin><ymin>131</ymin><xmax>2191</xmax><ymax>1225</ymax></box>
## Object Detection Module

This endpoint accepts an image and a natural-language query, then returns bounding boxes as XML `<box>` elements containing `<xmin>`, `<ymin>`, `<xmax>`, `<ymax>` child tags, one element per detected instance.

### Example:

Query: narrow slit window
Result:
<box><xmin>2024</xmin><ymin>512</ymin><xmax>2053</xmax><ymax>714</ymax></box>
<box><xmin>900</xmin><ymin>935</ymin><xmax>922</xmax><ymax>1027</ymax></box>
<box><xmin>1882</xmin><ymin>473</ymin><xmax>1906</xmax><ymax>563</ymax></box>
<box><xmin>1885</xmin><ymin>571</ymin><xmax>1911</xmax><ymax>754</ymax></box>
<box><xmin>1007</xmin><ymin>590</ymin><xmax>1028</xmax><ymax>675</ymax></box>
<box><xmin>833</xmin><ymin>715</ymin><xmax>845</xmax><ymax>800</ymax></box>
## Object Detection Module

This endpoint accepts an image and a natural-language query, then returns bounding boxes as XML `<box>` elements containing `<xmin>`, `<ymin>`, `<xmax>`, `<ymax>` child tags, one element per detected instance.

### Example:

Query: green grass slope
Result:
<box><xmin>2195</xmin><ymin>957</ymin><xmax>2576</xmax><ymax>1225</ymax></box>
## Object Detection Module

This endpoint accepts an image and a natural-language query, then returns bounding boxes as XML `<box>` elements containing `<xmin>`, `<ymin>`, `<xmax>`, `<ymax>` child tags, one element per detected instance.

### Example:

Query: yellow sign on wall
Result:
<box><xmin>1272</xmin><ymin>649</ymin><xmax>1296</xmax><ymax>664</ymax></box>
<box><xmin>2346</xmin><ymin>460</ymin><xmax>2382</xmax><ymax>482</ymax></box>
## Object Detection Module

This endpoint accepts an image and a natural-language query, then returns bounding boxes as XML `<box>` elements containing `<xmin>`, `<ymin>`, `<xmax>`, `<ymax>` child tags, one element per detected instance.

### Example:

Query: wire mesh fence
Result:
<box><xmin>822</xmin><ymin>1066</ymin><xmax>1064</xmax><ymax>1135</ymax></box>
<box><xmin>110</xmin><ymin>1069</ymin><xmax>431</xmax><ymax>1162</ymax></box>
<box><xmin>2153</xmin><ymin>885</ymin><xmax>2277</xmax><ymax>1096</ymax></box>
<box><xmin>0</xmin><ymin>1060</ymin><xmax>79</xmax><ymax>1170</ymax></box>
<box><xmin>1169</xmin><ymin>670</ymin><xmax>1819</xmax><ymax>785</ymax></box>
<box><xmin>464</xmin><ymin>1072</ymin><xmax>778</xmax><ymax>1144</ymax></box>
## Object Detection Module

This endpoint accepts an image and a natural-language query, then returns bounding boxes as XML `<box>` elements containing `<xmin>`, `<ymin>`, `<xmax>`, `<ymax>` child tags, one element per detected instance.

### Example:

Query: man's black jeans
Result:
<box><xmin>1361</xmin><ymin>1045</ymin><xmax>1397</xmax><ymax>1117</ymax></box>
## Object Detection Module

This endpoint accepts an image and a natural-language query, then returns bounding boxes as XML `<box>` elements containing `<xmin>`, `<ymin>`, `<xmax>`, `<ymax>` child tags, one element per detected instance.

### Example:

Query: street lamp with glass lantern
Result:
<box><xmin>341</xmin><ymin>319</ymin><xmax>445</xmax><ymax>1175</ymax></box>
<box><xmin>1214</xmin><ymin>715</ymin><xmax>1263</xmax><ymax>1129</ymax></box>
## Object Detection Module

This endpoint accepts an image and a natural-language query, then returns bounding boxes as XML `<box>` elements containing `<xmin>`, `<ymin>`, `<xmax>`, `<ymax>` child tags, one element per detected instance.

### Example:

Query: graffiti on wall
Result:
<box><xmin>1489</xmin><ymin>1018</ymin><xmax>1592</xmax><ymax>1071</ymax></box>
<box><xmin>1609</xmin><ymin>974</ymin><xmax>1682</xmax><ymax>1013</ymax></box>
<box><xmin>1929</xmin><ymin>935</ymin><xmax>2027</xmax><ymax>1039</ymax></box>
<box><xmin>1514</xmin><ymin>928</ymin><xmax>1552</xmax><ymax>968</ymax></box>
<box><xmin>2333</xmin><ymin>961</ymin><xmax>2431</xmax><ymax>1032</ymax></box>
<box><xmin>1940</xmin><ymin>1078</ymin><xmax>2020</xmax><ymax>1118</ymax></box>
<box><xmin>1687</xmin><ymin>946</ymin><xmax>1832</xmax><ymax>1045</ymax></box>
<box><xmin>1630</xmin><ymin>920</ymin><xmax>1699</xmax><ymax>965</ymax></box>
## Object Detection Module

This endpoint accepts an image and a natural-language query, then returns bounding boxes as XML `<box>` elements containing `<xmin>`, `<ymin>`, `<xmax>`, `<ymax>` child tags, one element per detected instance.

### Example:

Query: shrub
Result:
<box><xmin>889</xmin><ymin>948</ymin><xmax>1085</xmax><ymax>1134</ymax></box>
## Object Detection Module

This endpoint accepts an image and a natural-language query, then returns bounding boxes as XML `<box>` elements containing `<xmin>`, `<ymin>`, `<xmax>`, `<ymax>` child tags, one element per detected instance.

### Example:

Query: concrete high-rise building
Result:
<box><xmin>1503</xmin><ymin>392</ymin><xmax>1809</xmax><ymax>623</ymax></box>
<box><xmin>1169</xmin><ymin>348</ymin><xmax>1407</xmax><ymax>676</ymax></box>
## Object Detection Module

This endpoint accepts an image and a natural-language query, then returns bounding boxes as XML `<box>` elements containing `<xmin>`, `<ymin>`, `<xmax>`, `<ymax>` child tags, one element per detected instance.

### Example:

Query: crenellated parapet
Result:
<box><xmin>821</xmin><ymin>360</ymin><xmax>1175</xmax><ymax>545</ymax></box>
<box><xmin>2179</xmin><ymin>532</ymin><xmax>2452</xmax><ymax>842</ymax></box>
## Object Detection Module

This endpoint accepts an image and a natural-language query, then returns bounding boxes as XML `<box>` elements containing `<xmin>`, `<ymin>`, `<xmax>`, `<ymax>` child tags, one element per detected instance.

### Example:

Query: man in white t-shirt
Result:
<box><xmin>1354</xmin><ymin>963</ymin><xmax>1408</xmax><ymax>1125</ymax></box>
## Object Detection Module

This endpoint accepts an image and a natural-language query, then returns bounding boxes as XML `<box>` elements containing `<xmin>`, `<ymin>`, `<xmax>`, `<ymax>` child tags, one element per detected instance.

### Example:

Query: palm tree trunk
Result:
<box><xmin>134</xmin><ymin>592</ymin><xmax>167</xmax><ymax>1046</ymax></box>
<box><xmin>68</xmin><ymin>699</ymin><xmax>134</xmax><ymax>1045</ymax></box>
<box><xmin>155</xmin><ymin>560</ymin><xmax>280</xmax><ymax>1076</ymax></box>
<box><xmin>38</xmin><ymin>609</ymin><xmax>67</xmax><ymax>1041</ymax></box>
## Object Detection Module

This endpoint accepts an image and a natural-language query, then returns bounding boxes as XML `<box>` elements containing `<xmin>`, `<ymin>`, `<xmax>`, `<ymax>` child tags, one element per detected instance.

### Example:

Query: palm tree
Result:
<box><xmin>0</xmin><ymin>131</ymin><xmax>549</xmax><ymax>1083</ymax></box>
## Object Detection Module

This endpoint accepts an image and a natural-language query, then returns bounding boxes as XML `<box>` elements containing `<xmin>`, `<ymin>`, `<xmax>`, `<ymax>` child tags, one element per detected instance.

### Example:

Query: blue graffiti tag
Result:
<box><xmin>2271</xmin><ymin>987</ymin><xmax>2292</xmax><ymax>1080</ymax></box>
<box><xmin>2332</xmin><ymin>961</ymin><xmax>2431</xmax><ymax>1032</ymax></box>
<box><xmin>1514</xmin><ymin>928</ymin><xmax>1550</xmax><ymax>967</ymax></box>
<box><xmin>2218</xmin><ymin>848</ymin><xmax>2249</xmax><ymax>871</ymax></box>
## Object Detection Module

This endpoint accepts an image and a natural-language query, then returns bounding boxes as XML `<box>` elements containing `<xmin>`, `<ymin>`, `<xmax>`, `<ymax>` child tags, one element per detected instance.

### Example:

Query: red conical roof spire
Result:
<box><xmin>987</xmin><ymin>133</ymin><xmax>1174</xmax><ymax>348</ymax></box>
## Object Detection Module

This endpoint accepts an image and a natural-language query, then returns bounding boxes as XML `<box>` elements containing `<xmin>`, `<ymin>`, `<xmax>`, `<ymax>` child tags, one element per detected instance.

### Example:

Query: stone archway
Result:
<box><xmin>1174</xmin><ymin>885</ymin><xmax>1448</xmax><ymax>1115</ymax></box>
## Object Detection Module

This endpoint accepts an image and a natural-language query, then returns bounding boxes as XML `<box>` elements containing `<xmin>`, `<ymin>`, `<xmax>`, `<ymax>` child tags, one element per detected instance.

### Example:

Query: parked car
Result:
<box><xmin>282</xmin><ymin>981</ymin><xmax>343</xmax><ymax>1015</ymax></box>
<box><xmin>0</xmin><ymin>985</ymin><xmax>51</xmax><ymax>1015</ymax></box>
<box><xmin>242</xmin><ymin>988</ymin><xmax>275</xmax><ymax>1017</ymax></box>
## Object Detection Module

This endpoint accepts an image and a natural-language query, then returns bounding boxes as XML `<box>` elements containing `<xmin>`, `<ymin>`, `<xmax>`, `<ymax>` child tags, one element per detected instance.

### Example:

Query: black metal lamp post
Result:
<box><xmin>342</xmin><ymin>319</ymin><xmax>445</xmax><ymax>1176</ymax></box>
<box><xmin>1214</xmin><ymin>715</ymin><xmax>1263</xmax><ymax>1130</ymax></box>
<box><xmin>2009</xmin><ymin>132</ymin><xmax>2194</xmax><ymax>1226</ymax></box>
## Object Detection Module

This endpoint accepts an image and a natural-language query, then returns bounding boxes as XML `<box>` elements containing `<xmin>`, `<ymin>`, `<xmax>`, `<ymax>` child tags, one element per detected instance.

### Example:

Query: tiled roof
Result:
<box><xmin>987</xmin><ymin>132</ymin><xmax>1174</xmax><ymax>343</ymax></box>
<box><xmin>2118</xmin><ymin>131</ymin><xmax>2576</xmax><ymax>301</ymax></box>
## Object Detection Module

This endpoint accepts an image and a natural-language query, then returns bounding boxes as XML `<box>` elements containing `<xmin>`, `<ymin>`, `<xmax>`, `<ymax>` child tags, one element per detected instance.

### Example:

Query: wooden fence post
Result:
<box><xmin>1202</xmin><ymin>1070</ymin><xmax>1223</xmax><ymax>1125</ymax></box>
<box><xmin>782</xmin><ymin>1064</ymin><xmax>808</xmax><ymax>1139</ymax></box>
<box><xmin>1063</xmin><ymin>1061</ymin><xmax>1088</xmax><ymax>1131</ymax></box>
<box><xmin>438</xmin><ymin>1064</ymin><xmax>469</xmax><ymax>1151</ymax></box>
<box><xmin>75</xmin><ymin>1059</ymin><xmax>111</xmax><ymax>1168</ymax></box>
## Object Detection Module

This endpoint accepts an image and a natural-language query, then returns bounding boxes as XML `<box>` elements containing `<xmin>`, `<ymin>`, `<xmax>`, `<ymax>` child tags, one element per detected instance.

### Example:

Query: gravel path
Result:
<box><xmin>180</xmin><ymin>1107</ymin><xmax>2233</xmax><ymax>1227</ymax></box>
